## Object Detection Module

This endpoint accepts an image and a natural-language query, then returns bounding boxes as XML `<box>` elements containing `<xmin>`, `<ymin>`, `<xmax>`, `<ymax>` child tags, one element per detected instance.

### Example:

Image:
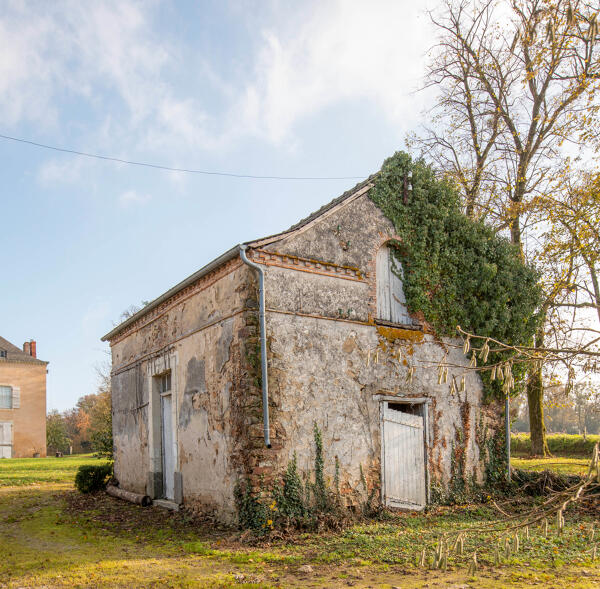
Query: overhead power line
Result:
<box><xmin>0</xmin><ymin>133</ymin><xmax>367</xmax><ymax>181</ymax></box>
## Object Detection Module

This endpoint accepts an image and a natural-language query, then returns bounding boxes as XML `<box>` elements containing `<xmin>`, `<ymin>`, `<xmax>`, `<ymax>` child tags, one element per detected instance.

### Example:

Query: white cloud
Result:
<box><xmin>0</xmin><ymin>0</ymin><xmax>439</xmax><ymax>176</ymax></box>
<box><xmin>119</xmin><ymin>189</ymin><xmax>151</xmax><ymax>207</ymax></box>
<box><xmin>235</xmin><ymin>0</ymin><xmax>437</xmax><ymax>144</ymax></box>
<box><xmin>38</xmin><ymin>157</ymin><xmax>92</xmax><ymax>186</ymax></box>
<box><xmin>0</xmin><ymin>1</ymin><xmax>216</xmax><ymax>157</ymax></box>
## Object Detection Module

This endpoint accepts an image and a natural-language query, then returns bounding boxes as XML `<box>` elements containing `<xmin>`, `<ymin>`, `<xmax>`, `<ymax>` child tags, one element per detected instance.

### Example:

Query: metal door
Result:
<box><xmin>161</xmin><ymin>395</ymin><xmax>174</xmax><ymax>499</ymax></box>
<box><xmin>0</xmin><ymin>422</ymin><xmax>12</xmax><ymax>458</ymax></box>
<box><xmin>382</xmin><ymin>404</ymin><xmax>426</xmax><ymax>509</ymax></box>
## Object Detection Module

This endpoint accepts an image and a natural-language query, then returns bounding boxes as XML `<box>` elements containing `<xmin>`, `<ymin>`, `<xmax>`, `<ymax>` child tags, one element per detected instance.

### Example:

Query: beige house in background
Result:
<box><xmin>0</xmin><ymin>336</ymin><xmax>48</xmax><ymax>458</ymax></box>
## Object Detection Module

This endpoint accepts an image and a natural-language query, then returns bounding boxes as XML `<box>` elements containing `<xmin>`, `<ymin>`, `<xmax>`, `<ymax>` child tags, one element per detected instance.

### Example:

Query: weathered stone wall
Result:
<box><xmin>110</xmin><ymin>260</ymin><xmax>260</xmax><ymax>519</ymax></box>
<box><xmin>267</xmin><ymin>187</ymin><xmax>395</xmax><ymax>273</ymax></box>
<box><xmin>266</xmin><ymin>313</ymin><xmax>489</xmax><ymax>498</ymax></box>
<box><xmin>111</xmin><ymin>363</ymin><xmax>148</xmax><ymax>494</ymax></box>
<box><xmin>257</xmin><ymin>191</ymin><xmax>501</xmax><ymax>500</ymax></box>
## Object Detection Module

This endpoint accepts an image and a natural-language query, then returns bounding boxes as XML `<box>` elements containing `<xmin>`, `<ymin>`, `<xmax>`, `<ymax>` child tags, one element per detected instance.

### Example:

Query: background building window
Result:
<box><xmin>0</xmin><ymin>386</ymin><xmax>13</xmax><ymax>409</ymax></box>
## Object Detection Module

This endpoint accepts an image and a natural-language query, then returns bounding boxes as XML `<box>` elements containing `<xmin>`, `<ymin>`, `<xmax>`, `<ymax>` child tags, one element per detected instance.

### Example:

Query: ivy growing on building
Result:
<box><xmin>370</xmin><ymin>152</ymin><xmax>542</xmax><ymax>399</ymax></box>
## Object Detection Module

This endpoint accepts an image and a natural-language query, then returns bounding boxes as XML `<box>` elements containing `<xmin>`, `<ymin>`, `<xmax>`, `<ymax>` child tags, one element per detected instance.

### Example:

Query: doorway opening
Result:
<box><xmin>157</xmin><ymin>372</ymin><xmax>174</xmax><ymax>500</ymax></box>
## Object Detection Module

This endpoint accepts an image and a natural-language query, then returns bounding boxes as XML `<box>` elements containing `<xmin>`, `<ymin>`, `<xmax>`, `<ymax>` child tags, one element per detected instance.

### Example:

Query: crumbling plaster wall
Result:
<box><xmin>268</xmin><ymin>314</ymin><xmax>485</xmax><ymax>495</ymax></box>
<box><xmin>110</xmin><ymin>261</ymin><xmax>259</xmax><ymax>517</ymax></box>
<box><xmin>260</xmin><ymin>191</ymin><xmax>500</xmax><ymax>497</ymax></box>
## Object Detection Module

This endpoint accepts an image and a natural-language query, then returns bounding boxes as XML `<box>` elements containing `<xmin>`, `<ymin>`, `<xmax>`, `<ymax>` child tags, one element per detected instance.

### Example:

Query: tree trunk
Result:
<box><xmin>588</xmin><ymin>262</ymin><xmax>600</xmax><ymax>325</ymax></box>
<box><xmin>526</xmin><ymin>327</ymin><xmax>550</xmax><ymax>457</ymax></box>
<box><xmin>511</xmin><ymin>199</ymin><xmax>549</xmax><ymax>456</ymax></box>
<box><xmin>510</xmin><ymin>215</ymin><xmax>521</xmax><ymax>247</ymax></box>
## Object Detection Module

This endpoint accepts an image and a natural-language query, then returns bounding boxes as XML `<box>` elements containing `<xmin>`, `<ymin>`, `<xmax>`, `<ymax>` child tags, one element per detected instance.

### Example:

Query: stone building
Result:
<box><xmin>0</xmin><ymin>337</ymin><xmax>48</xmax><ymax>458</ymax></box>
<box><xmin>103</xmin><ymin>179</ymin><xmax>500</xmax><ymax>518</ymax></box>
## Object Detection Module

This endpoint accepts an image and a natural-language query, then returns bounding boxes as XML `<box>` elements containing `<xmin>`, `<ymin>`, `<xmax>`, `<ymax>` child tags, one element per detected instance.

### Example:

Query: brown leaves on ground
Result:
<box><xmin>63</xmin><ymin>489</ymin><xmax>231</xmax><ymax>541</ymax></box>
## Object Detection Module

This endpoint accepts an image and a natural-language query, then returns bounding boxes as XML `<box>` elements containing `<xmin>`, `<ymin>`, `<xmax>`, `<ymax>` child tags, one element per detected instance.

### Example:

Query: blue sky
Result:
<box><xmin>0</xmin><ymin>0</ymin><xmax>437</xmax><ymax>411</ymax></box>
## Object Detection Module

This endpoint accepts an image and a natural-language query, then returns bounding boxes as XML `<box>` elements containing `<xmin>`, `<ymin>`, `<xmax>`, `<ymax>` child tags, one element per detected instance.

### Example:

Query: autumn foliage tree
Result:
<box><xmin>46</xmin><ymin>364</ymin><xmax>112</xmax><ymax>457</ymax></box>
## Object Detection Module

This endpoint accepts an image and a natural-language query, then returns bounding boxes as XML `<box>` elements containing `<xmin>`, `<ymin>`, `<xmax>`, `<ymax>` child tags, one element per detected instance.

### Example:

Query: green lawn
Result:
<box><xmin>0</xmin><ymin>456</ymin><xmax>600</xmax><ymax>587</ymax></box>
<box><xmin>512</xmin><ymin>456</ymin><xmax>590</xmax><ymax>476</ymax></box>
<box><xmin>512</xmin><ymin>433</ymin><xmax>600</xmax><ymax>457</ymax></box>
<box><xmin>0</xmin><ymin>453</ymin><xmax>108</xmax><ymax>487</ymax></box>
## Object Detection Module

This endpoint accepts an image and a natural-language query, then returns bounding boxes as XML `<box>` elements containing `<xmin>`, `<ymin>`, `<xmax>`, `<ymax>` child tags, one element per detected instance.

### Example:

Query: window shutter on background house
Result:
<box><xmin>376</xmin><ymin>246</ymin><xmax>414</xmax><ymax>325</ymax></box>
<box><xmin>12</xmin><ymin>387</ymin><xmax>20</xmax><ymax>409</ymax></box>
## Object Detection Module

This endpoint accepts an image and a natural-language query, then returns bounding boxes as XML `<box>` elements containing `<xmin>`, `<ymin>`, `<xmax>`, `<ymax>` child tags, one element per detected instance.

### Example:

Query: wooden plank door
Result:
<box><xmin>382</xmin><ymin>404</ymin><xmax>426</xmax><ymax>509</ymax></box>
<box><xmin>161</xmin><ymin>395</ymin><xmax>174</xmax><ymax>499</ymax></box>
<box><xmin>0</xmin><ymin>422</ymin><xmax>12</xmax><ymax>459</ymax></box>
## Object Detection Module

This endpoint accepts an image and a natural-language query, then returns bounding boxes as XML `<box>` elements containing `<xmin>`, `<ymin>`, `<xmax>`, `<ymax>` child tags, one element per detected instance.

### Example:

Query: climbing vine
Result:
<box><xmin>370</xmin><ymin>152</ymin><xmax>542</xmax><ymax>399</ymax></box>
<box><xmin>234</xmin><ymin>424</ymin><xmax>379</xmax><ymax>533</ymax></box>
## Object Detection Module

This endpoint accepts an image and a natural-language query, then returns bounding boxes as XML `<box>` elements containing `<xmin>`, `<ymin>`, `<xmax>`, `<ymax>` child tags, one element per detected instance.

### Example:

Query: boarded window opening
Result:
<box><xmin>388</xmin><ymin>402</ymin><xmax>421</xmax><ymax>416</ymax></box>
<box><xmin>376</xmin><ymin>245</ymin><xmax>415</xmax><ymax>325</ymax></box>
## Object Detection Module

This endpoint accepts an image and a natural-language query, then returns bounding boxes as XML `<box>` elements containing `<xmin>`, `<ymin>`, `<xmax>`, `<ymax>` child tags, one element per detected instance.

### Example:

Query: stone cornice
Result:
<box><xmin>108</xmin><ymin>257</ymin><xmax>243</xmax><ymax>345</ymax></box>
<box><xmin>251</xmin><ymin>249</ymin><xmax>365</xmax><ymax>282</ymax></box>
<box><xmin>107</xmin><ymin>248</ymin><xmax>366</xmax><ymax>346</ymax></box>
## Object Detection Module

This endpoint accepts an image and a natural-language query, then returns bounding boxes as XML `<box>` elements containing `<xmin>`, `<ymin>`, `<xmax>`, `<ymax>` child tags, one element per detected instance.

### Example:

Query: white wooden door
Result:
<box><xmin>0</xmin><ymin>422</ymin><xmax>12</xmax><ymax>459</ymax></box>
<box><xmin>382</xmin><ymin>404</ymin><xmax>426</xmax><ymax>509</ymax></box>
<box><xmin>161</xmin><ymin>395</ymin><xmax>174</xmax><ymax>499</ymax></box>
<box><xmin>376</xmin><ymin>246</ymin><xmax>413</xmax><ymax>324</ymax></box>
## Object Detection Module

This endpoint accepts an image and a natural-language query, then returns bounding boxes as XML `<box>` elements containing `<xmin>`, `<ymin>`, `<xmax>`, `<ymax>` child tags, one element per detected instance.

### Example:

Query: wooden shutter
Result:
<box><xmin>12</xmin><ymin>387</ymin><xmax>20</xmax><ymax>409</ymax></box>
<box><xmin>389</xmin><ymin>255</ymin><xmax>412</xmax><ymax>324</ymax></box>
<box><xmin>376</xmin><ymin>247</ymin><xmax>392</xmax><ymax>321</ymax></box>
<box><xmin>376</xmin><ymin>246</ymin><xmax>413</xmax><ymax>324</ymax></box>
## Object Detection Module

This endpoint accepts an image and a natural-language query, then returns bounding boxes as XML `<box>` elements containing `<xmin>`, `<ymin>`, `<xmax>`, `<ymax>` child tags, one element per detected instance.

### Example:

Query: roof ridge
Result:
<box><xmin>102</xmin><ymin>173</ymin><xmax>379</xmax><ymax>342</ymax></box>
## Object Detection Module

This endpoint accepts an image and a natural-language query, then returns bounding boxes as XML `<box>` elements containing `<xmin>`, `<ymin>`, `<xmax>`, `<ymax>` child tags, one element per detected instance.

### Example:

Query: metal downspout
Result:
<box><xmin>239</xmin><ymin>245</ymin><xmax>271</xmax><ymax>448</ymax></box>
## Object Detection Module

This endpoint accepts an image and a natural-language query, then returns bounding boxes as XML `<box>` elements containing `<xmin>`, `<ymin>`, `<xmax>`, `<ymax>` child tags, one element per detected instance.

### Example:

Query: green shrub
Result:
<box><xmin>511</xmin><ymin>433</ymin><xmax>600</xmax><ymax>457</ymax></box>
<box><xmin>74</xmin><ymin>463</ymin><xmax>112</xmax><ymax>493</ymax></box>
<box><xmin>234</xmin><ymin>478</ymin><xmax>268</xmax><ymax>531</ymax></box>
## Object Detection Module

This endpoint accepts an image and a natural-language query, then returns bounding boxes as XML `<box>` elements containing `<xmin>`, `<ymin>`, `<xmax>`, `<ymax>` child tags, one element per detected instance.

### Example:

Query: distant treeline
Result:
<box><xmin>512</xmin><ymin>433</ymin><xmax>600</xmax><ymax>457</ymax></box>
<box><xmin>47</xmin><ymin>371</ymin><xmax>111</xmax><ymax>457</ymax></box>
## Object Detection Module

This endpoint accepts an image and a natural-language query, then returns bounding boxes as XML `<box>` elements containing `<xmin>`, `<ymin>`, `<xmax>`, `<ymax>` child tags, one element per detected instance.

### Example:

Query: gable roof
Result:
<box><xmin>102</xmin><ymin>175</ymin><xmax>377</xmax><ymax>342</ymax></box>
<box><xmin>0</xmin><ymin>336</ymin><xmax>47</xmax><ymax>365</ymax></box>
<box><xmin>246</xmin><ymin>174</ymin><xmax>377</xmax><ymax>248</ymax></box>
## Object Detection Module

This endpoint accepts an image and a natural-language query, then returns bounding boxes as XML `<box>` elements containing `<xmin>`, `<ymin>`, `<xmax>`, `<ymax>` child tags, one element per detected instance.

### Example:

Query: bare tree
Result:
<box><xmin>416</xmin><ymin>0</ymin><xmax>600</xmax><ymax>455</ymax></box>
